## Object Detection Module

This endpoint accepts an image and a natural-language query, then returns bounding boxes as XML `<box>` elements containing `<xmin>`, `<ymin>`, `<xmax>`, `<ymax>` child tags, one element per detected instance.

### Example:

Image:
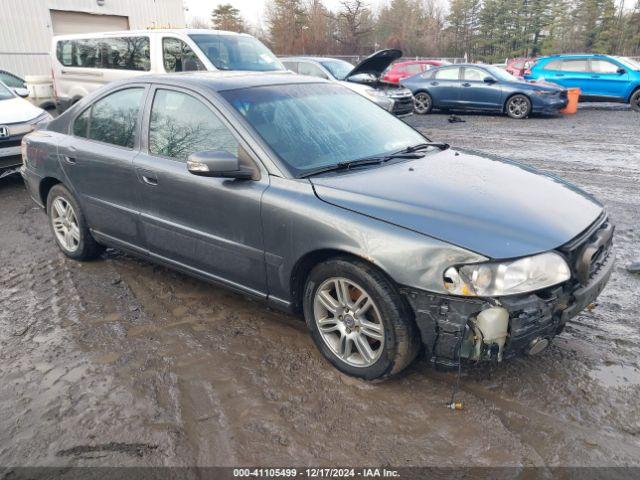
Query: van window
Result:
<box><xmin>149</xmin><ymin>89</ymin><xmax>239</xmax><ymax>162</ymax></box>
<box><xmin>189</xmin><ymin>34</ymin><xmax>284</xmax><ymax>72</ymax></box>
<box><xmin>73</xmin><ymin>88</ymin><xmax>144</xmax><ymax>148</ymax></box>
<box><xmin>163</xmin><ymin>38</ymin><xmax>205</xmax><ymax>72</ymax></box>
<box><xmin>56</xmin><ymin>37</ymin><xmax>150</xmax><ymax>71</ymax></box>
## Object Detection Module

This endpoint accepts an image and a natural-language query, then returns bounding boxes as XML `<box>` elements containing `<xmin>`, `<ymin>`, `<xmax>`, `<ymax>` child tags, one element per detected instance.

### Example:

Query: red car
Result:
<box><xmin>382</xmin><ymin>60</ymin><xmax>445</xmax><ymax>84</ymax></box>
<box><xmin>506</xmin><ymin>57</ymin><xmax>536</xmax><ymax>77</ymax></box>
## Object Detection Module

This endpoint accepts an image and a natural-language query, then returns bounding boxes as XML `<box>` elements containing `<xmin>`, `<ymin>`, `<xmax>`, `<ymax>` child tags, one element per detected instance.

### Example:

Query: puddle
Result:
<box><xmin>590</xmin><ymin>363</ymin><xmax>640</xmax><ymax>388</ymax></box>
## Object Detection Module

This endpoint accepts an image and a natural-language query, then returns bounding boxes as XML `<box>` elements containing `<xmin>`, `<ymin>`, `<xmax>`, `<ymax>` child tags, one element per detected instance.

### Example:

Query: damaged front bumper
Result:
<box><xmin>402</xmin><ymin>215</ymin><xmax>615</xmax><ymax>369</ymax></box>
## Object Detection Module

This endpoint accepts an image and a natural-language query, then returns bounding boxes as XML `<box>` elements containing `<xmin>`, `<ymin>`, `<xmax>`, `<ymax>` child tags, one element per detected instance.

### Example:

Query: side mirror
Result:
<box><xmin>187</xmin><ymin>150</ymin><xmax>253</xmax><ymax>179</ymax></box>
<box><xmin>483</xmin><ymin>76</ymin><xmax>497</xmax><ymax>84</ymax></box>
<box><xmin>13</xmin><ymin>87</ymin><xmax>29</xmax><ymax>98</ymax></box>
<box><xmin>617</xmin><ymin>68</ymin><xmax>626</xmax><ymax>75</ymax></box>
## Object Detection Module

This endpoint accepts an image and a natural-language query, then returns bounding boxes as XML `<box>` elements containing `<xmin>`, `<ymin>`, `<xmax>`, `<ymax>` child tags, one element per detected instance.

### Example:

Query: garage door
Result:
<box><xmin>50</xmin><ymin>10</ymin><xmax>130</xmax><ymax>35</ymax></box>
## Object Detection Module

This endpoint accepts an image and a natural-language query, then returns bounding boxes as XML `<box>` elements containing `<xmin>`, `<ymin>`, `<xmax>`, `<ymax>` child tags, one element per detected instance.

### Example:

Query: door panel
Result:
<box><xmin>429</xmin><ymin>67</ymin><xmax>462</xmax><ymax>106</ymax></box>
<box><xmin>459</xmin><ymin>67</ymin><xmax>502</xmax><ymax>110</ymax></box>
<box><xmin>59</xmin><ymin>86</ymin><xmax>146</xmax><ymax>246</ymax></box>
<box><xmin>589</xmin><ymin>59</ymin><xmax>629</xmax><ymax>98</ymax></box>
<box><xmin>135</xmin><ymin>87</ymin><xmax>269</xmax><ymax>294</ymax></box>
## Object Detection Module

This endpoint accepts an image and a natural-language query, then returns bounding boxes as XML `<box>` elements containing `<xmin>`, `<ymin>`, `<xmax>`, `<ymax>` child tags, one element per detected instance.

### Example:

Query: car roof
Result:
<box><xmin>53</xmin><ymin>28</ymin><xmax>251</xmax><ymax>40</ymax></box>
<box><xmin>280</xmin><ymin>56</ymin><xmax>347</xmax><ymax>63</ymax></box>
<box><xmin>119</xmin><ymin>70</ymin><xmax>327</xmax><ymax>92</ymax></box>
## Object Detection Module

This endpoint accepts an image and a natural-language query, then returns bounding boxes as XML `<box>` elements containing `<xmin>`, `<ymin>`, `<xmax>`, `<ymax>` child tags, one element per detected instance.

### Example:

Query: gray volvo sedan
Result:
<box><xmin>21</xmin><ymin>72</ymin><xmax>614</xmax><ymax>379</ymax></box>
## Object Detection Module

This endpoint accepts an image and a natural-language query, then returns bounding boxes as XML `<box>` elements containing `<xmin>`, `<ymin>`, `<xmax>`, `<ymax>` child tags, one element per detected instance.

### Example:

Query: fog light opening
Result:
<box><xmin>528</xmin><ymin>337</ymin><xmax>550</xmax><ymax>355</ymax></box>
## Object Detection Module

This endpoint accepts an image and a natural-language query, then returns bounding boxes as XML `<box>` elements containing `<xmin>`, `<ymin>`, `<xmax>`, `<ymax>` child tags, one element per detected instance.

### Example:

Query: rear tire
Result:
<box><xmin>413</xmin><ymin>92</ymin><xmax>433</xmax><ymax>115</ymax></box>
<box><xmin>303</xmin><ymin>257</ymin><xmax>420</xmax><ymax>380</ymax></box>
<box><xmin>505</xmin><ymin>94</ymin><xmax>532</xmax><ymax>119</ymax></box>
<box><xmin>46</xmin><ymin>184</ymin><xmax>104</xmax><ymax>261</ymax></box>
<box><xmin>631</xmin><ymin>90</ymin><xmax>640</xmax><ymax>112</ymax></box>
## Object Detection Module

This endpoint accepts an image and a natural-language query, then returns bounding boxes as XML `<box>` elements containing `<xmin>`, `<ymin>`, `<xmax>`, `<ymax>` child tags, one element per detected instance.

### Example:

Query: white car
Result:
<box><xmin>281</xmin><ymin>50</ymin><xmax>415</xmax><ymax>116</ymax></box>
<box><xmin>0</xmin><ymin>81</ymin><xmax>51</xmax><ymax>178</ymax></box>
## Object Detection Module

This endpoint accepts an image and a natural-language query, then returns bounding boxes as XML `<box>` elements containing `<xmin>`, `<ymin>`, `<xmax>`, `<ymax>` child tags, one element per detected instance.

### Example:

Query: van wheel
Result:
<box><xmin>506</xmin><ymin>94</ymin><xmax>531</xmax><ymax>119</ymax></box>
<box><xmin>631</xmin><ymin>90</ymin><xmax>640</xmax><ymax>112</ymax></box>
<box><xmin>303</xmin><ymin>258</ymin><xmax>420</xmax><ymax>380</ymax></box>
<box><xmin>413</xmin><ymin>92</ymin><xmax>433</xmax><ymax>114</ymax></box>
<box><xmin>47</xmin><ymin>184</ymin><xmax>104</xmax><ymax>260</ymax></box>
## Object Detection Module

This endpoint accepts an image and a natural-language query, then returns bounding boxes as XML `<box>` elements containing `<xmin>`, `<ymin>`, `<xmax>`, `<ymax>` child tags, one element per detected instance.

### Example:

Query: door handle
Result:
<box><xmin>591</xmin><ymin>75</ymin><xmax>600</xmax><ymax>78</ymax></box>
<box><xmin>556</xmin><ymin>73</ymin><xmax>565</xmax><ymax>77</ymax></box>
<box><xmin>136</xmin><ymin>168</ymin><xmax>158</xmax><ymax>186</ymax></box>
<box><xmin>462</xmin><ymin>82</ymin><xmax>471</xmax><ymax>87</ymax></box>
<box><xmin>141</xmin><ymin>174</ymin><xmax>158</xmax><ymax>186</ymax></box>
<box><xmin>430</xmin><ymin>81</ymin><xmax>439</xmax><ymax>86</ymax></box>
<box><xmin>63</xmin><ymin>155</ymin><xmax>76</xmax><ymax>164</ymax></box>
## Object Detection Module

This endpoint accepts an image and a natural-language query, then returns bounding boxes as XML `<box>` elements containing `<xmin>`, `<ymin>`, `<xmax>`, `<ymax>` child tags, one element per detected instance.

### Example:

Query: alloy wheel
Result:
<box><xmin>313</xmin><ymin>277</ymin><xmax>385</xmax><ymax>367</ymax></box>
<box><xmin>507</xmin><ymin>96</ymin><xmax>529</xmax><ymax>118</ymax></box>
<box><xmin>414</xmin><ymin>93</ymin><xmax>431</xmax><ymax>114</ymax></box>
<box><xmin>51</xmin><ymin>197</ymin><xmax>80</xmax><ymax>253</ymax></box>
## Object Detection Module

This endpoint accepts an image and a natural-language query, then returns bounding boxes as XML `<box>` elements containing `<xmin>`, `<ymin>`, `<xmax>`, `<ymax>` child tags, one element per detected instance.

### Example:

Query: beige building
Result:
<box><xmin>0</xmin><ymin>0</ymin><xmax>185</xmax><ymax>77</ymax></box>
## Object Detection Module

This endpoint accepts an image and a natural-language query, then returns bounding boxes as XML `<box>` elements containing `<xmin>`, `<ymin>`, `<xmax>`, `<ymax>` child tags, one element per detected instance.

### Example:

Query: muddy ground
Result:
<box><xmin>1</xmin><ymin>104</ymin><xmax>639</xmax><ymax>469</ymax></box>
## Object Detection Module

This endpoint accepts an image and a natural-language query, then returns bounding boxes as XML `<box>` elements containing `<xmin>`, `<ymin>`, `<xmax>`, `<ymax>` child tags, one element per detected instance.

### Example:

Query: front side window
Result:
<box><xmin>163</xmin><ymin>38</ymin><xmax>205</xmax><ymax>72</ymax></box>
<box><xmin>0</xmin><ymin>71</ymin><xmax>24</xmax><ymax>88</ymax></box>
<box><xmin>298</xmin><ymin>62</ymin><xmax>328</xmax><ymax>79</ymax></box>
<box><xmin>282</xmin><ymin>61</ymin><xmax>298</xmax><ymax>73</ymax></box>
<box><xmin>561</xmin><ymin>59</ymin><xmax>588</xmax><ymax>72</ymax></box>
<box><xmin>149</xmin><ymin>89</ymin><xmax>239</xmax><ymax>162</ymax></box>
<box><xmin>590</xmin><ymin>59</ymin><xmax>619</xmax><ymax>74</ymax></box>
<box><xmin>0</xmin><ymin>82</ymin><xmax>15</xmax><ymax>101</ymax></box>
<box><xmin>435</xmin><ymin>67</ymin><xmax>461</xmax><ymax>80</ymax></box>
<box><xmin>221</xmin><ymin>84</ymin><xmax>426</xmax><ymax>177</ymax></box>
<box><xmin>189</xmin><ymin>34</ymin><xmax>284</xmax><ymax>72</ymax></box>
<box><xmin>463</xmin><ymin>67</ymin><xmax>486</xmax><ymax>81</ymax></box>
<box><xmin>73</xmin><ymin>88</ymin><xmax>144</xmax><ymax>148</ymax></box>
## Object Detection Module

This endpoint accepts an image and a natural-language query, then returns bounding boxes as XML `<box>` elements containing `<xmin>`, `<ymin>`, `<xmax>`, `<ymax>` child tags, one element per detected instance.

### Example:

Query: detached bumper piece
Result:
<box><xmin>403</xmin><ymin>213</ymin><xmax>615</xmax><ymax>370</ymax></box>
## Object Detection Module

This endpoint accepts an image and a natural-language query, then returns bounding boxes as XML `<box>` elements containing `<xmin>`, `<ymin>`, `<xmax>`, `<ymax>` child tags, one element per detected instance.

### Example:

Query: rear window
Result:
<box><xmin>56</xmin><ymin>36</ymin><xmax>150</xmax><ymax>71</ymax></box>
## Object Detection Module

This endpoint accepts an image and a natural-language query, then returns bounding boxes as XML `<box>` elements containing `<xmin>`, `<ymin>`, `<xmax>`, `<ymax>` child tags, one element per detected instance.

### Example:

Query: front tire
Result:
<box><xmin>413</xmin><ymin>92</ymin><xmax>433</xmax><ymax>115</ymax></box>
<box><xmin>505</xmin><ymin>94</ymin><xmax>532</xmax><ymax>119</ymax></box>
<box><xmin>303</xmin><ymin>258</ymin><xmax>420</xmax><ymax>380</ymax></box>
<box><xmin>47</xmin><ymin>184</ymin><xmax>104</xmax><ymax>260</ymax></box>
<box><xmin>631</xmin><ymin>90</ymin><xmax>640</xmax><ymax>112</ymax></box>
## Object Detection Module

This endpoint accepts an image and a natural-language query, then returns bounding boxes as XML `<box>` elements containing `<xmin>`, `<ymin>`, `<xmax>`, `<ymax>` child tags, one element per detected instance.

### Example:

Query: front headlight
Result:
<box><xmin>443</xmin><ymin>251</ymin><xmax>571</xmax><ymax>297</ymax></box>
<box><xmin>534</xmin><ymin>90</ymin><xmax>556</xmax><ymax>95</ymax></box>
<box><xmin>363</xmin><ymin>87</ymin><xmax>387</xmax><ymax>98</ymax></box>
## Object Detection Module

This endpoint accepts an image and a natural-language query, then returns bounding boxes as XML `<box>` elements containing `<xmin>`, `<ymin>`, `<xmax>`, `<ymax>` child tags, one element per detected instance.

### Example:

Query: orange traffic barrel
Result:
<box><xmin>561</xmin><ymin>88</ymin><xmax>581</xmax><ymax>114</ymax></box>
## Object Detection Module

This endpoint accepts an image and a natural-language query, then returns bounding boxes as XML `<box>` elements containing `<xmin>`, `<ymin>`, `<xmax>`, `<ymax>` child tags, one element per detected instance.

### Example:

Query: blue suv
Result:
<box><xmin>526</xmin><ymin>54</ymin><xmax>640</xmax><ymax>111</ymax></box>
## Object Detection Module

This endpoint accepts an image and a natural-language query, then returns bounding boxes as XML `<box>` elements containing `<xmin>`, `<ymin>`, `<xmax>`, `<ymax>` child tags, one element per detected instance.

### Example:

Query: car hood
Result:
<box><xmin>310</xmin><ymin>149</ymin><xmax>603</xmax><ymax>259</ymax></box>
<box><xmin>346</xmin><ymin>49</ymin><xmax>402</xmax><ymax>80</ymax></box>
<box><xmin>0</xmin><ymin>97</ymin><xmax>44</xmax><ymax>124</ymax></box>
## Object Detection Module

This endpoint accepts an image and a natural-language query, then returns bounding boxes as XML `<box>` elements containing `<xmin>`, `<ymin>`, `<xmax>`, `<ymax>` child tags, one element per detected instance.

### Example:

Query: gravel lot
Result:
<box><xmin>1</xmin><ymin>104</ymin><xmax>639</xmax><ymax>469</ymax></box>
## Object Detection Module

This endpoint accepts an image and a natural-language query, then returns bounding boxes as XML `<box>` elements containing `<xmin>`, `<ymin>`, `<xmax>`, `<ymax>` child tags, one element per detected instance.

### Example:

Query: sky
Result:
<box><xmin>183</xmin><ymin>0</ymin><xmax>388</xmax><ymax>28</ymax></box>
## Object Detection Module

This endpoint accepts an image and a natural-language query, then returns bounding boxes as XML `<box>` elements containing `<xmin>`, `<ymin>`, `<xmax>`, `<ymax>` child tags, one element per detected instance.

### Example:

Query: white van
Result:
<box><xmin>51</xmin><ymin>29</ymin><xmax>285</xmax><ymax>111</ymax></box>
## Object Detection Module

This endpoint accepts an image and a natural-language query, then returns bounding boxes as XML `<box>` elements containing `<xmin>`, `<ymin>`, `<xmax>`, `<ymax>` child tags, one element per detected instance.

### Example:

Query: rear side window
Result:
<box><xmin>590</xmin><ymin>59</ymin><xmax>619</xmax><ymax>74</ymax></box>
<box><xmin>435</xmin><ymin>67</ymin><xmax>460</xmax><ymax>80</ymax></box>
<box><xmin>298</xmin><ymin>62</ymin><xmax>328</xmax><ymax>79</ymax></box>
<box><xmin>405</xmin><ymin>64</ymin><xmax>422</xmax><ymax>75</ymax></box>
<box><xmin>149</xmin><ymin>89</ymin><xmax>239</xmax><ymax>162</ymax></box>
<box><xmin>282</xmin><ymin>61</ymin><xmax>298</xmax><ymax>73</ymax></box>
<box><xmin>73</xmin><ymin>88</ymin><xmax>144</xmax><ymax>148</ymax></box>
<box><xmin>543</xmin><ymin>59</ymin><xmax>562</xmax><ymax>70</ymax></box>
<box><xmin>561</xmin><ymin>59</ymin><xmax>588</xmax><ymax>72</ymax></box>
<box><xmin>56</xmin><ymin>37</ymin><xmax>150</xmax><ymax>71</ymax></box>
<box><xmin>163</xmin><ymin>38</ymin><xmax>205</xmax><ymax>72</ymax></box>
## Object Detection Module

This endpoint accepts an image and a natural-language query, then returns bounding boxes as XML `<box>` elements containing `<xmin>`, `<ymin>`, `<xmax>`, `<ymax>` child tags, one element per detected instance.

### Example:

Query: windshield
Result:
<box><xmin>320</xmin><ymin>59</ymin><xmax>353</xmax><ymax>80</ymax></box>
<box><xmin>0</xmin><ymin>81</ymin><xmax>15</xmax><ymax>101</ymax></box>
<box><xmin>222</xmin><ymin>83</ymin><xmax>426</xmax><ymax>177</ymax></box>
<box><xmin>189</xmin><ymin>34</ymin><xmax>284</xmax><ymax>72</ymax></box>
<box><xmin>485</xmin><ymin>65</ymin><xmax>522</xmax><ymax>82</ymax></box>
<box><xmin>616</xmin><ymin>57</ymin><xmax>640</xmax><ymax>71</ymax></box>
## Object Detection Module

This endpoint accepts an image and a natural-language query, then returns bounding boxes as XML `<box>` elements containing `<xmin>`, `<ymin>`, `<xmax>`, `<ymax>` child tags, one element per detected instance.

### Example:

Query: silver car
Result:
<box><xmin>21</xmin><ymin>72</ymin><xmax>614</xmax><ymax>379</ymax></box>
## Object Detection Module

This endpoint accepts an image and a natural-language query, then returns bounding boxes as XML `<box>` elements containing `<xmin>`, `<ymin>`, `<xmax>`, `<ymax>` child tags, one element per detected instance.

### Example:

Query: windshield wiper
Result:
<box><xmin>399</xmin><ymin>142</ymin><xmax>450</xmax><ymax>153</ymax></box>
<box><xmin>299</xmin><ymin>152</ymin><xmax>424</xmax><ymax>178</ymax></box>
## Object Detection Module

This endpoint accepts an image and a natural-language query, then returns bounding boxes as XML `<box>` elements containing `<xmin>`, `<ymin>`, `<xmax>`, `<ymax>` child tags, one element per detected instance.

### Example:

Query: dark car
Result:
<box><xmin>21</xmin><ymin>72</ymin><xmax>614</xmax><ymax>379</ymax></box>
<box><xmin>401</xmin><ymin>63</ymin><xmax>568</xmax><ymax>118</ymax></box>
